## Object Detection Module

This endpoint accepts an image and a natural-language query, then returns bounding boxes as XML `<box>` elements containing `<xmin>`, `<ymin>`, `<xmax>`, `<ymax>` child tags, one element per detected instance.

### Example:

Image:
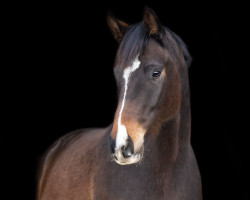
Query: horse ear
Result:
<box><xmin>143</xmin><ymin>7</ymin><xmax>162</xmax><ymax>37</ymax></box>
<box><xmin>107</xmin><ymin>12</ymin><xmax>129</xmax><ymax>43</ymax></box>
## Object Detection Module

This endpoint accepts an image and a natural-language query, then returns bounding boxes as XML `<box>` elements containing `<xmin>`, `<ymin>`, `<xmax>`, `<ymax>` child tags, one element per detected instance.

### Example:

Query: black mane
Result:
<box><xmin>165</xmin><ymin>27</ymin><xmax>192</xmax><ymax>67</ymax></box>
<box><xmin>117</xmin><ymin>22</ymin><xmax>192</xmax><ymax>67</ymax></box>
<box><xmin>117</xmin><ymin>22</ymin><xmax>149</xmax><ymax>66</ymax></box>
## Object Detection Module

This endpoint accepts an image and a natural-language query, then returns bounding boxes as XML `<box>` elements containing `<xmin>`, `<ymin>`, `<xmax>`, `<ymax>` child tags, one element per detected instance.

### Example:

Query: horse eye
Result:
<box><xmin>152</xmin><ymin>71</ymin><xmax>161</xmax><ymax>78</ymax></box>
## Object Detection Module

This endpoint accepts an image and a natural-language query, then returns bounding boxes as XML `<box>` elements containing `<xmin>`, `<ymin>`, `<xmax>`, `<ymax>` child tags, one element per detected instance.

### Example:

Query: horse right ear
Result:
<box><xmin>107</xmin><ymin>12</ymin><xmax>129</xmax><ymax>43</ymax></box>
<box><xmin>143</xmin><ymin>7</ymin><xmax>162</xmax><ymax>38</ymax></box>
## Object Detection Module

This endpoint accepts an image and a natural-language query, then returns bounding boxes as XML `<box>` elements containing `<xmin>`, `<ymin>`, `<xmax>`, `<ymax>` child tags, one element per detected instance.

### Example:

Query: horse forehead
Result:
<box><xmin>142</xmin><ymin>40</ymin><xmax>167</xmax><ymax>61</ymax></box>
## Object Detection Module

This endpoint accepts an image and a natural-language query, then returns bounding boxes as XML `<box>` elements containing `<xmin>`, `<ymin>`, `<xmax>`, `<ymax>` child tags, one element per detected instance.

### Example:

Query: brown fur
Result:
<box><xmin>38</xmin><ymin>7</ymin><xmax>202</xmax><ymax>200</ymax></box>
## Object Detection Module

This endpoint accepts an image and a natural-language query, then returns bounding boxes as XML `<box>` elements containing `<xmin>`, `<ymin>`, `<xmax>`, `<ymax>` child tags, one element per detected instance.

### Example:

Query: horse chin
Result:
<box><xmin>114</xmin><ymin>147</ymin><xmax>144</xmax><ymax>165</ymax></box>
<box><xmin>115</xmin><ymin>153</ymin><xmax>141</xmax><ymax>165</ymax></box>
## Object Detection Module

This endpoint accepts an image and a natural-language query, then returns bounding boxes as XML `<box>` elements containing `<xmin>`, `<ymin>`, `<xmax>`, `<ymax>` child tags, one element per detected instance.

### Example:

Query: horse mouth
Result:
<box><xmin>112</xmin><ymin>147</ymin><xmax>144</xmax><ymax>165</ymax></box>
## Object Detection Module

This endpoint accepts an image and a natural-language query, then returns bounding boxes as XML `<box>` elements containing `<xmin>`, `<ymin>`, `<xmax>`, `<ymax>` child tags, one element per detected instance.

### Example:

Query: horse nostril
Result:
<box><xmin>122</xmin><ymin>137</ymin><xmax>134</xmax><ymax>158</ymax></box>
<box><xmin>111</xmin><ymin>144</ymin><xmax>115</xmax><ymax>154</ymax></box>
<box><xmin>122</xmin><ymin>146</ymin><xmax>132</xmax><ymax>158</ymax></box>
<box><xmin>109</xmin><ymin>136</ymin><xmax>116</xmax><ymax>154</ymax></box>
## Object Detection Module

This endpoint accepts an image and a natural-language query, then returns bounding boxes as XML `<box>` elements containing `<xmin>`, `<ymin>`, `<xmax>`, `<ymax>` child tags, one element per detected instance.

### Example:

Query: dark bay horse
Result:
<box><xmin>38</xmin><ymin>8</ymin><xmax>202</xmax><ymax>200</ymax></box>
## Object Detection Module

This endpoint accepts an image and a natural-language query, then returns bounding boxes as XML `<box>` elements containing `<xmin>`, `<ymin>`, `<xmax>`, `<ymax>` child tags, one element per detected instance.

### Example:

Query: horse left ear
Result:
<box><xmin>143</xmin><ymin>7</ymin><xmax>162</xmax><ymax>37</ymax></box>
<box><xmin>107</xmin><ymin>12</ymin><xmax>129</xmax><ymax>43</ymax></box>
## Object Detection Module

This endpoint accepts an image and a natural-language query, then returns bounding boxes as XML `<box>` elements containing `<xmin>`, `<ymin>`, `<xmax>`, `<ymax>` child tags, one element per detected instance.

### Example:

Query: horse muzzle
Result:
<box><xmin>109</xmin><ymin>136</ymin><xmax>143</xmax><ymax>165</ymax></box>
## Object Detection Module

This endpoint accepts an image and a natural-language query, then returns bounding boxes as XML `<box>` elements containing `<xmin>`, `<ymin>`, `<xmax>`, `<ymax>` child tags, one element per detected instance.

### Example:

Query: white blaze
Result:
<box><xmin>116</xmin><ymin>56</ymin><xmax>141</xmax><ymax>149</ymax></box>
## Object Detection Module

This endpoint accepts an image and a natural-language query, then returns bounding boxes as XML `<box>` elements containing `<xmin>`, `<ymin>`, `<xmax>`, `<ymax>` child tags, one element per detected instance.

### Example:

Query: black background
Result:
<box><xmin>4</xmin><ymin>0</ymin><xmax>249</xmax><ymax>199</ymax></box>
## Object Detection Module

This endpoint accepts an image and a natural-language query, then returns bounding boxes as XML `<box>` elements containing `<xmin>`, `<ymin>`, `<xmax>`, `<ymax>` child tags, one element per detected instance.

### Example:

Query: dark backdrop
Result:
<box><xmin>4</xmin><ymin>1</ymin><xmax>248</xmax><ymax>199</ymax></box>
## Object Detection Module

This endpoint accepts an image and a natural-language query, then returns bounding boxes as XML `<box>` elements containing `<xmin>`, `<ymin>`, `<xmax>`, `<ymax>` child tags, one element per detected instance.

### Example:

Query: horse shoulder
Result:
<box><xmin>37</xmin><ymin>127</ymin><xmax>110</xmax><ymax>200</ymax></box>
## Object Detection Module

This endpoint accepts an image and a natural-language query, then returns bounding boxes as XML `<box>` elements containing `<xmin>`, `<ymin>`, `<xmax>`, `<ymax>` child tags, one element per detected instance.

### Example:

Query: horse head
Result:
<box><xmin>107</xmin><ymin>7</ymin><xmax>191</xmax><ymax>165</ymax></box>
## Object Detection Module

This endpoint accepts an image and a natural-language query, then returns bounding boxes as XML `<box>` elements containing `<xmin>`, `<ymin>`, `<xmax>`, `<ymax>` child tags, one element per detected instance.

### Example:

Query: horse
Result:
<box><xmin>37</xmin><ymin>7</ymin><xmax>202</xmax><ymax>200</ymax></box>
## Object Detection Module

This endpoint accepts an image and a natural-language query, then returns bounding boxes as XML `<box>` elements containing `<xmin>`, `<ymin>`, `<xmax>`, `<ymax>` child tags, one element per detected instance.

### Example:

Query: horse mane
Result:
<box><xmin>116</xmin><ymin>21</ymin><xmax>192</xmax><ymax>68</ymax></box>
<box><xmin>165</xmin><ymin>27</ymin><xmax>192</xmax><ymax>67</ymax></box>
<box><xmin>116</xmin><ymin>22</ymin><xmax>149</xmax><ymax>66</ymax></box>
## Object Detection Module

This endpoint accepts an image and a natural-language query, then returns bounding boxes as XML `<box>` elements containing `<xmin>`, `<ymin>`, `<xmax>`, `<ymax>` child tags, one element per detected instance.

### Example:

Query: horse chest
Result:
<box><xmin>94</xmin><ymin>164</ymin><xmax>171</xmax><ymax>200</ymax></box>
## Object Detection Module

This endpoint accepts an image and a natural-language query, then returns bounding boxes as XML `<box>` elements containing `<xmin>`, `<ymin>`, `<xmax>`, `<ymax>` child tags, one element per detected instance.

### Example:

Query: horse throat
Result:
<box><xmin>145</xmin><ymin>88</ymin><xmax>191</xmax><ymax>167</ymax></box>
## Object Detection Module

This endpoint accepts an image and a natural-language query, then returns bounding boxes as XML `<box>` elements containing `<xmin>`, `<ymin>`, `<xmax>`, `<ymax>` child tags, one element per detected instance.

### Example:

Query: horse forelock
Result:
<box><xmin>115</xmin><ymin>22</ymin><xmax>191</xmax><ymax>69</ymax></box>
<box><xmin>116</xmin><ymin>22</ymin><xmax>148</xmax><ymax>67</ymax></box>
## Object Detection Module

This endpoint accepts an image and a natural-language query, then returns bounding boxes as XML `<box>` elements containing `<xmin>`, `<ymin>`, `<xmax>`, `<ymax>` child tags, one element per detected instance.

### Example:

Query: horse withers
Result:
<box><xmin>38</xmin><ymin>7</ymin><xmax>202</xmax><ymax>200</ymax></box>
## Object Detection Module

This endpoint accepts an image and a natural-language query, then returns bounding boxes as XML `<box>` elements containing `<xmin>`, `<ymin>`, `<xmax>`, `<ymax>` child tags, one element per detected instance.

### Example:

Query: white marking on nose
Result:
<box><xmin>116</xmin><ymin>56</ymin><xmax>141</xmax><ymax>149</ymax></box>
